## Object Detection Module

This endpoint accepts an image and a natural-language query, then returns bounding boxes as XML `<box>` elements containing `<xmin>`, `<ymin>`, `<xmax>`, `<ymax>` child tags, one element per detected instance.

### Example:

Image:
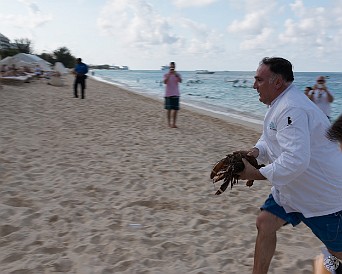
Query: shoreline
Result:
<box><xmin>91</xmin><ymin>75</ymin><xmax>263</xmax><ymax>133</ymax></box>
<box><xmin>0</xmin><ymin>75</ymin><xmax>321</xmax><ymax>273</ymax></box>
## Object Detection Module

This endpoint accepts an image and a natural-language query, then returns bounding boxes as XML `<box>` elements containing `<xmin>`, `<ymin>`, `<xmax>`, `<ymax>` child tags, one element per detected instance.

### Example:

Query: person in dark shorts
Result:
<box><xmin>235</xmin><ymin>57</ymin><xmax>342</xmax><ymax>273</ymax></box>
<box><xmin>73</xmin><ymin>58</ymin><xmax>88</xmax><ymax>99</ymax></box>
<box><xmin>163</xmin><ymin>62</ymin><xmax>182</xmax><ymax>128</ymax></box>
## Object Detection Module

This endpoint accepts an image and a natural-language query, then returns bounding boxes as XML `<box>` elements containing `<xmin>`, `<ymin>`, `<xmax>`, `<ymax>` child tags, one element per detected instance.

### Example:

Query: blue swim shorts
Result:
<box><xmin>165</xmin><ymin>96</ymin><xmax>180</xmax><ymax>110</ymax></box>
<box><xmin>261</xmin><ymin>194</ymin><xmax>342</xmax><ymax>252</ymax></box>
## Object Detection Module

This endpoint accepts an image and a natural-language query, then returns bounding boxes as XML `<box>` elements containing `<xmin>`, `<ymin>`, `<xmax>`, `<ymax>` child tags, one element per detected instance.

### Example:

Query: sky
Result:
<box><xmin>1</xmin><ymin>0</ymin><xmax>342</xmax><ymax>72</ymax></box>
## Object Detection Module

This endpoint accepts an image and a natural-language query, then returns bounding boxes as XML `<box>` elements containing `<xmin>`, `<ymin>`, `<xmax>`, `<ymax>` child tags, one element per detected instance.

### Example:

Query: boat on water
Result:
<box><xmin>161</xmin><ymin>65</ymin><xmax>170</xmax><ymax>70</ymax></box>
<box><xmin>195</xmin><ymin>70</ymin><xmax>215</xmax><ymax>74</ymax></box>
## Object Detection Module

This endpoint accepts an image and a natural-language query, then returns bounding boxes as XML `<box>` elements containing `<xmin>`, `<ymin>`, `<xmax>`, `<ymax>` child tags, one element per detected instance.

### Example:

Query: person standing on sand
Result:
<box><xmin>307</xmin><ymin>76</ymin><xmax>334</xmax><ymax>121</ymax></box>
<box><xmin>73</xmin><ymin>58</ymin><xmax>88</xmax><ymax>99</ymax></box>
<box><xmin>234</xmin><ymin>57</ymin><xmax>342</xmax><ymax>274</ymax></box>
<box><xmin>163</xmin><ymin>61</ymin><xmax>182</xmax><ymax>128</ymax></box>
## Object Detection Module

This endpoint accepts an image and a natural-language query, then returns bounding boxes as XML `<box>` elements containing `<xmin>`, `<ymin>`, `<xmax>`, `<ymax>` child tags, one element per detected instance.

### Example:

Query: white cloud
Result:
<box><xmin>275</xmin><ymin>0</ymin><xmax>342</xmax><ymax>67</ymax></box>
<box><xmin>289</xmin><ymin>0</ymin><xmax>306</xmax><ymax>17</ymax></box>
<box><xmin>240</xmin><ymin>27</ymin><xmax>273</xmax><ymax>50</ymax></box>
<box><xmin>97</xmin><ymin>0</ymin><xmax>225</xmax><ymax>57</ymax></box>
<box><xmin>225</xmin><ymin>0</ymin><xmax>342</xmax><ymax>65</ymax></box>
<box><xmin>180</xmin><ymin>18</ymin><xmax>214</xmax><ymax>41</ymax></box>
<box><xmin>226</xmin><ymin>0</ymin><xmax>276</xmax><ymax>35</ymax></box>
<box><xmin>279</xmin><ymin>2</ymin><xmax>332</xmax><ymax>45</ymax></box>
<box><xmin>18</xmin><ymin>0</ymin><xmax>40</xmax><ymax>13</ymax></box>
<box><xmin>178</xmin><ymin>18</ymin><xmax>225</xmax><ymax>55</ymax></box>
<box><xmin>228</xmin><ymin>0</ymin><xmax>276</xmax><ymax>12</ymax></box>
<box><xmin>227</xmin><ymin>12</ymin><xmax>265</xmax><ymax>34</ymax></box>
<box><xmin>97</xmin><ymin>0</ymin><xmax>179</xmax><ymax>47</ymax></box>
<box><xmin>171</xmin><ymin>0</ymin><xmax>218</xmax><ymax>8</ymax></box>
<box><xmin>1</xmin><ymin>0</ymin><xmax>52</xmax><ymax>30</ymax></box>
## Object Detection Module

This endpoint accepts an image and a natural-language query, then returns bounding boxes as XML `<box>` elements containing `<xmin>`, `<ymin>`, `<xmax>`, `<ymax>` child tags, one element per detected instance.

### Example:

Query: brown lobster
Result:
<box><xmin>210</xmin><ymin>151</ymin><xmax>264</xmax><ymax>195</ymax></box>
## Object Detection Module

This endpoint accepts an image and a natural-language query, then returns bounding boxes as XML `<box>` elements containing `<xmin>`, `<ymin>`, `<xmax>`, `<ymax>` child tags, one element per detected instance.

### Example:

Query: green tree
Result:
<box><xmin>14</xmin><ymin>38</ymin><xmax>33</xmax><ymax>54</ymax></box>
<box><xmin>0</xmin><ymin>48</ymin><xmax>19</xmax><ymax>58</ymax></box>
<box><xmin>0</xmin><ymin>38</ymin><xmax>33</xmax><ymax>58</ymax></box>
<box><xmin>38</xmin><ymin>52</ymin><xmax>55</xmax><ymax>64</ymax></box>
<box><xmin>53</xmin><ymin>47</ymin><xmax>76</xmax><ymax>68</ymax></box>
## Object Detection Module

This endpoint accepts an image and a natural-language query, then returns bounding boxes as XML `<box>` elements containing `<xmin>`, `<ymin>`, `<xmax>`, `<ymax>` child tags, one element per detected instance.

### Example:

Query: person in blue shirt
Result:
<box><xmin>73</xmin><ymin>58</ymin><xmax>88</xmax><ymax>99</ymax></box>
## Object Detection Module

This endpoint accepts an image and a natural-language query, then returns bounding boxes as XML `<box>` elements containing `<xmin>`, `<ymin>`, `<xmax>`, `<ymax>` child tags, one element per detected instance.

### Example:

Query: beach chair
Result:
<box><xmin>0</xmin><ymin>75</ymin><xmax>31</xmax><ymax>85</ymax></box>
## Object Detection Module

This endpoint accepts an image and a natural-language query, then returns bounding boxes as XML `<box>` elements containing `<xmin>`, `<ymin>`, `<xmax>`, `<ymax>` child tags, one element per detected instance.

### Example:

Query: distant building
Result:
<box><xmin>0</xmin><ymin>33</ymin><xmax>11</xmax><ymax>50</ymax></box>
<box><xmin>108</xmin><ymin>65</ymin><xmax>129</xmax><ymax>70</ymax></box>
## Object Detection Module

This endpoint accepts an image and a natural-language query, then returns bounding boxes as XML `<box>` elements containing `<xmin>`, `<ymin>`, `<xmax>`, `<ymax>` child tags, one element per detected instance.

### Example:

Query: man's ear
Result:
<box><xmin>275</xmin><ymin>76</ymin><xmax>284</xmax><ymax>89</ymax></box>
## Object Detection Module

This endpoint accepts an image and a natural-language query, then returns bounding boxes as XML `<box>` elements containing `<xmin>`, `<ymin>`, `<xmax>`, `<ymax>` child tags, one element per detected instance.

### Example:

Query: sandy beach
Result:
<box><xmin>0</xmin><ymin>75</ymin><xmax>322</xmax><ymax>274</ymax></box>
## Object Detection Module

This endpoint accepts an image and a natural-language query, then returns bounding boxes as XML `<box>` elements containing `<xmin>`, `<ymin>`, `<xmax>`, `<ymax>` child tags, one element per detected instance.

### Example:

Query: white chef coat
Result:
<box><xmin>255</xmin><ymin>83</ymin><xmax>342</xmax><ymax>218</ymax></box>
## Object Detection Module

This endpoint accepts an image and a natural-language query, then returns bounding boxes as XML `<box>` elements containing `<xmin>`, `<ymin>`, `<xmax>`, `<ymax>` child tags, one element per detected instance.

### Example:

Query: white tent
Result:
<box><xmin>54</xmin><ymin>62</ymin><xmax>68</xmax><ymax>74</ymax></box>
<box><xmin>0</xmin><ymin>53</ymin><xmax>52</xmax><ymax>71</ymax></box>
<box><xmin>16</xmin><ymin>60</ymin><xmax>34</xmax><ymax>69</ymax></box>
<box><xmin>0</xmin><ymin>56</ymin><xmax>14</xmax><ymax>66</ymax></box>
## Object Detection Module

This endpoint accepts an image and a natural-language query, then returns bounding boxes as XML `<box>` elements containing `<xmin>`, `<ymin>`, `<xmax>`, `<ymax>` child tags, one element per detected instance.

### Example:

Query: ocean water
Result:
<box><xmin>91</xmin><ymin>70</ymin><xmax>341</xmax><ymax>125</ymax></box>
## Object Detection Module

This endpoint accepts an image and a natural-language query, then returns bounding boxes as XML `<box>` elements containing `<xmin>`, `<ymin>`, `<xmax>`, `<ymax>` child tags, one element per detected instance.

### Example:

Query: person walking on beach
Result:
<box><xmin>163</xmin><ymin>61</ymin><xmax>182</xmax><ymax>128</ymax></box>
<box><xmin>235</xmin><ymin>57</ymin><xmax>342</xmax><ymax>274</ymax></box>
<box><xmin>73</xmin><ymin>58</ymin><xmax>88</xmax><ymax>99</ymax></box>
<box><xmin>307</xmin><ymin>76</ymin><xmax>334</xmax><ymax>120</ymax></box>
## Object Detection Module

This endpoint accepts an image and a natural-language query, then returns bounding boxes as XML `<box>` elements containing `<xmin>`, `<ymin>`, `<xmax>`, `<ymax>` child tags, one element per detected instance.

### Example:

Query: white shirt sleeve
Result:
<box><xmin>255</xmin><ymin>134</ymin><xmax>269</xmax><ymax>164</ymax></box>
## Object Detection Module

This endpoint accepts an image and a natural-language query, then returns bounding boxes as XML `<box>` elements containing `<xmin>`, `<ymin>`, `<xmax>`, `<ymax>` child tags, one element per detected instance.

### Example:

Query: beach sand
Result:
<box><xmin>0</xmin><ymin>75</ymin><xmax>322</xmax><ymax>273</ymax></box>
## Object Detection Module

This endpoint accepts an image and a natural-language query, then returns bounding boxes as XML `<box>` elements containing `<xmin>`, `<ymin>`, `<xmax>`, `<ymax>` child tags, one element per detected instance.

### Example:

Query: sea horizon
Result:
<box><xmin>90</xmin><ymin>69</ymin><xmax>341</xmax><ymax>124</ymax></box>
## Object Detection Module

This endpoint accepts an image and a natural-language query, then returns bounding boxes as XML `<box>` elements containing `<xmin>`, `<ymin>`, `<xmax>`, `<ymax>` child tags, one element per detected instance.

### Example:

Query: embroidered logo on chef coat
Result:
<box><xmin>287</xmin><ymin>116</ymin><xmax>292</xmax><ymax>126</ymax></box>
<box><xmin>269</xmin><ymin>121</ymin><xmax>277</xmax><ymax>131</ymax></box>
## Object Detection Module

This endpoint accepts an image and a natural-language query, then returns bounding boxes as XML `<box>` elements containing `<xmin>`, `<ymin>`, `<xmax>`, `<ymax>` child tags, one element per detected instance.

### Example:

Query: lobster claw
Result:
<box><xmin>215</xmin><ymin>180</ymin><xmax>229</xmax><ymax>195</ymax></box>
<box><xmin>210</xmin><ymin>158</ymin><xmax>227</xmax><ymax>179</ymax></box>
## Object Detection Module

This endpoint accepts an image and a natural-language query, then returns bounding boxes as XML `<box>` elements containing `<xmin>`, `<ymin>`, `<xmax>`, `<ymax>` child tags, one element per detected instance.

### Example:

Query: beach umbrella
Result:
<box><xmin>54</xmin><ymin>62</ymin><xmax>68</xmax><ymax>74</ymax></box>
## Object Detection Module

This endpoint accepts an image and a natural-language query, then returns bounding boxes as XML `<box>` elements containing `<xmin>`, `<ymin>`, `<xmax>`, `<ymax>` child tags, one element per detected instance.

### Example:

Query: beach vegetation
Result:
<box><xmin>0</xmin><ymin>33</ymin><xmax>77</xmax><ymax>68</ymax></box>
<box><xmin>39</xmin><ymin>52</ymin><xmax>55</xmax><ymax>64</ymax></box>
<box><xmin>52</xmin><ymin>47</ymin><xmax>76</xmax><ymax>68</ymax></box>
<box><xmin>38</xmin><ymin>47</ymin><xmax>76</xmax><ymax>68</ymax></box>
<box><xmin>0</xmin><ymin>37</ymin><xmax>33</xmax><ymax>58</ymax></box>
<box><xmin>13</xmin><ymin>38</ymin><xmax>33</xmax><ymax>54</ymax></box>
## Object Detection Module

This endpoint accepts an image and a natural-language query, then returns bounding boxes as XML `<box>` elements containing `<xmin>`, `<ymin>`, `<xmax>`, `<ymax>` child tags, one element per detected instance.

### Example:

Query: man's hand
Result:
<box><xmin>238</xmin><ymin>158</ymin><xmax>266</xmax><ymax>182</ymax></box>
<box><xmin>238</xmin><ymin>158</ymin><xmax>256</xmax><ymax>180</ymax></box>
<box><xmin>233</xmin><ymin>148</ymin><xmax>259</xmax><ymax>158</ymax></box>
<box><xmin>247</xmin><ymin>147</ymin><xmax>259</xmax><ymax>158</ymax></box>
<box><xmin>231</xmin><ymin>148</ymin><xmax>265</xmax><ymax>183</ymax></box>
